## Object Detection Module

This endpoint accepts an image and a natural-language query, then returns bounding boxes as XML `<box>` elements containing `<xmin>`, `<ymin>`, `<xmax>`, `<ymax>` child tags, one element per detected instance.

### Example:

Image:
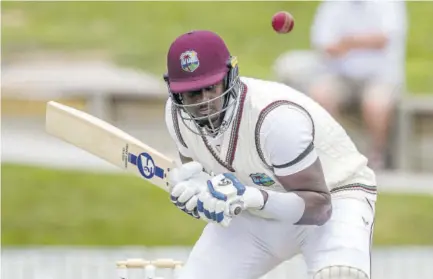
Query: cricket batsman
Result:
<box><xmin>163</xmin><ymin>30</ymin><xmax>377</xmax><ymax>279</ymax></box>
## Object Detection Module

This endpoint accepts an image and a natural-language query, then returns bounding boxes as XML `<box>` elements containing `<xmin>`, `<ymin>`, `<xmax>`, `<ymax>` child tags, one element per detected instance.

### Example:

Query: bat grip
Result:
<box><xmin>229</xmin><ymin>203</ymin><xmax>243</xmax><ymax>216</ymax></box>
<box><xmin>192</xmin><ymin>202</ymin><xmax>243</xmax><ymax>218</ymax></box>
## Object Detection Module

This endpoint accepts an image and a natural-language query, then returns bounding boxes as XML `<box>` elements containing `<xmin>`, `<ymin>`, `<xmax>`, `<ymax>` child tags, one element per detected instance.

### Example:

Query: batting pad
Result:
<box><xmin>314</xmin><ymin>266</ymin><xmax>369</xmax><ymax>279</ymax></box>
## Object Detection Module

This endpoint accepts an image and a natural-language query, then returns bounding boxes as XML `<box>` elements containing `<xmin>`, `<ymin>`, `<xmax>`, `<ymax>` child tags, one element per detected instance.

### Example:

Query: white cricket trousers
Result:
<box><xmin>178</xmin><ymin>197</ymin><xmax>375</xmax><ymax>279</ymax></box>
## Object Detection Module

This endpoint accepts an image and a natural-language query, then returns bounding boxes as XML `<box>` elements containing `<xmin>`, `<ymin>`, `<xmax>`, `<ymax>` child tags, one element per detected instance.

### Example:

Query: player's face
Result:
<box><xmin>180</xmin><ymin>81</ymin><xmax>225</xmax><ymax>121</ymax></box>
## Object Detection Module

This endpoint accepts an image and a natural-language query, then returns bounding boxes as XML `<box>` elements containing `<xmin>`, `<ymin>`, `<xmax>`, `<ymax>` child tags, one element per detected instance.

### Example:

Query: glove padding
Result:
<box><xmin>168</xmin><ymin>161</ymin><xmax>211</xmax><ymax>219</ymax></box>
<box><xmin>197</xmin><ymin>173</ymin><xmax>265</xmax><ymax>227</ymax></box>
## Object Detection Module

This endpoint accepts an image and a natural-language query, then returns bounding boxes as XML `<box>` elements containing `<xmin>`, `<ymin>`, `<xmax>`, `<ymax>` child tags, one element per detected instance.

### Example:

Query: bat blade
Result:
<box><xmin>45</xmin><ymin>101</ymin><xmax>175</xmax><ymax>191</ymax></box>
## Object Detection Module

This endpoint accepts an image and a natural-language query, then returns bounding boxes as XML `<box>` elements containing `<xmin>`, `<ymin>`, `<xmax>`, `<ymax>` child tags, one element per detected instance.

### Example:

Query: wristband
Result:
<box><xmin>250</xmin><ymin>191</ymin><xmax>305</xmax><ymax>224</ymax></box>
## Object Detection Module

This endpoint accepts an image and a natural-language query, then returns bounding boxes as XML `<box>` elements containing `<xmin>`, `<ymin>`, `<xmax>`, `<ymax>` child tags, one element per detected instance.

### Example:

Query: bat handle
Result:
<box><xmin>229</xmin><ymin>202</ymin><xmax>243</xmax><ymax>216</ymax></box>
<box><xmin>192</xmin><ymin>202</ymin><xmax>243</xmax><ymax>218</ymax></box>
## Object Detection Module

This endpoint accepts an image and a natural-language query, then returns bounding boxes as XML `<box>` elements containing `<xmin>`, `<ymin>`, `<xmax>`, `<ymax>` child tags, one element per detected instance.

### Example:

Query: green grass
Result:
<box><xmin>1</xmin><ymin>163</ymin><xmax>204</xmax><ymax>246</ymax></box>
<box><xmin>374</xmin><ymin>193</ymin><xmax>433</xmax><ymax>245</ymax></box>
<box><xmin>2</xmin><ymin>163</ymin><xmax>433</xmax><ymax>246</ymax></box>
<box><xmin>2</xmin><ymin>1</ymin><xmax>433</xmax><ymax>93</ymax></box>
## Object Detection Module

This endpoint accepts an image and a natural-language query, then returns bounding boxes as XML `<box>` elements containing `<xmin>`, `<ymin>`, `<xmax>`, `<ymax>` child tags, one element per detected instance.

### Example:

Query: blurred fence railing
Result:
<box><xmin>3</xmin><ymin>58</ymin><xmax>433</xmax><ymax>172</ymax></box>
<box><xmin>2</xmin><ymin>247</ymin><xmax>433</xmax><ymax>279</ymax></box>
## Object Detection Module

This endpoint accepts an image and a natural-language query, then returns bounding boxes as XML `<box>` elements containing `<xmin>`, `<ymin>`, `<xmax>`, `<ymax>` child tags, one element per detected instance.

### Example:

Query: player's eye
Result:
<box><xmin>203</xmin><ymin>85</ymin><xmax>217</xmax><ymax>92</ymax></box>
<box><xmin>186</xmin><ymin>90</ymin><xmax>203</xmax><ymax>98</ymax></box>
<box><xmin>185</xmin><ymin>85</ymin><xmax>216</xmax><ymax>98</ymax></box>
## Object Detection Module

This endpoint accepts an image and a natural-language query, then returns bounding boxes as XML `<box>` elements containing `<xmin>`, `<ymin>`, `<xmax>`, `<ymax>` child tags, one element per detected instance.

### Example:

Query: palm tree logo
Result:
<box><xmin>180</xmin><ymin>50</ymin><xmax>200</xmax><ymax>72</ymax></box>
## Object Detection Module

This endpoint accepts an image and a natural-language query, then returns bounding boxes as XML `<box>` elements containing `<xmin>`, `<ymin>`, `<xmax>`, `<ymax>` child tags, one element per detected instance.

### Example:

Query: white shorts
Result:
<box><xmin>178</xmin><ymin>197</ymin><xmax>376</xmax><ymax>279</ymax></box>
<box><xmin>312</xmin><ymin>74</ymin><xmax>402</xmax><ymax>106</ymax></box>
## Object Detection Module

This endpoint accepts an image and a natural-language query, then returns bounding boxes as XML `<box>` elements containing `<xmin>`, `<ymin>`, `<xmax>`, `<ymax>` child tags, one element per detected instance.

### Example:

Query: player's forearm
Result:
<box><xmin>342</xmin><ymin>33</ymin><xmax>389</xmax><ymax>50</ymax></box>
<box><xmin>292</xmin><ymin>191</ymin><xmax>332</xmax><ymax>226</ymax></box>
<box><xmin>261</xmin><ymin>159</ymin><xmax>332</xmax><ymax>225</ymax></box>
<box><xmin>251</xmin><ymin>188</ymin><xmax>331</xmax><ymax>226</ymax></box>
<box><xmin>179</xmin><ymin>152</ymin><xmax>193</xmax><ymax>164</ymax></box>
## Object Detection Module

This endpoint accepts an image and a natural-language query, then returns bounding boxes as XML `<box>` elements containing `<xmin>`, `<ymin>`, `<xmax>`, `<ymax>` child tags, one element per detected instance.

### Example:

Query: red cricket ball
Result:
<box><xmin>272</xmin><ymin>11</ymin><xmax>295</xmax><ymax>34</ymax></box>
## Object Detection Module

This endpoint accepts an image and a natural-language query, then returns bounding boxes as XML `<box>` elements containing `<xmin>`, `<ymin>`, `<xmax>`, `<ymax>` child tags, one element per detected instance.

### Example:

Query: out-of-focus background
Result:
<box><xmin>1</xmin><ymin>1</ymin><xmax>433</xmax><ymax>279</ymax></box>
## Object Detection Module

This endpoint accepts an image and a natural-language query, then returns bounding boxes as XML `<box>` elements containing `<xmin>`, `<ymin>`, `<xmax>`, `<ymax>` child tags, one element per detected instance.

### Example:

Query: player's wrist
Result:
<box><xmin>243</xmin><ymin>187</ymin><xmax>266</xmax><ymax>210</ymax></box>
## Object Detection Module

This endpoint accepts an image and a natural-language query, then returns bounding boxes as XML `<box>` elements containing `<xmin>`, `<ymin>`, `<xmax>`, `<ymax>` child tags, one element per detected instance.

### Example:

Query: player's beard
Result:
<box><xmin>187</xmin><ymin>99</ymin><xmax>224</xmax><ymax>131</ymax></box>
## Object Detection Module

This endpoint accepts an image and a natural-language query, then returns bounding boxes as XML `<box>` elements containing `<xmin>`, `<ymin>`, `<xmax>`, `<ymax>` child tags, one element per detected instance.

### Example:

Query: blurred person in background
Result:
<box><xmin>309</xmin><ymin>0</ymin><xmax>408</xmax><ymax>170</ymax></box>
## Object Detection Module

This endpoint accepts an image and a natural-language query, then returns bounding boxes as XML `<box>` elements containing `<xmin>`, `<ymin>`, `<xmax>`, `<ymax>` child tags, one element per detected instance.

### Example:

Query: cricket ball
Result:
<box><xmin>272</xmin><ymin>11</ymin><xmax>294</xmax><ymax>34</ymax></box>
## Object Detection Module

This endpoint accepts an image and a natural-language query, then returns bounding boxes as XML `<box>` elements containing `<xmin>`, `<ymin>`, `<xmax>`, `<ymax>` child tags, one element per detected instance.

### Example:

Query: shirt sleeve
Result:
<box><xmin>377</xmin><ymin>1</ymin><xmax>407</xmax><ymax>38</ymax></box>
<box><xmin>164</xmin><ymin>99</ymin><xmax>192</xmax><ymax>158</ymax></box>
<box><xmin>259</xmin><ymin>105</ymin><xmax>318</xmax><ymax>177</ymax></box>
<box><xmin>310</xmin><ymin>1</ymin><xmax>342</xmax><ymax>48</ymax></box>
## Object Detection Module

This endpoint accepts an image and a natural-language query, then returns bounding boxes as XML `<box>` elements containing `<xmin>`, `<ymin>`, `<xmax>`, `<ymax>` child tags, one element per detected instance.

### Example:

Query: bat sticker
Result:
<box><xmin>128</xmin><ymin>152</ymin><xmax>164</xmax><ymax>180</ymax></box>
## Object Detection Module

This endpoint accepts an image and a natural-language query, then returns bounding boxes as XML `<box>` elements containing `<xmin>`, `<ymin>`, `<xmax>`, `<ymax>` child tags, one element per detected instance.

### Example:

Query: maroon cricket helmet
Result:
<box><xmin>165</xmin><ymin>30</ymin><xmax>231</xmax><ymax>93</ymax></box>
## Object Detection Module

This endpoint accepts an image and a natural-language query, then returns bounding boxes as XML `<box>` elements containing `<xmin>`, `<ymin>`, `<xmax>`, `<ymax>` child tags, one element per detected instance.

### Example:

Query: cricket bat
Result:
<box><xmin>45</xmin><ymin>101</ymin><xmax>242</xmax><ymax>216</ymax></box>
<box><xmin>45</xmin><ymin>101</ymin><xmax>174</xmax><ymax>191</ymax></box>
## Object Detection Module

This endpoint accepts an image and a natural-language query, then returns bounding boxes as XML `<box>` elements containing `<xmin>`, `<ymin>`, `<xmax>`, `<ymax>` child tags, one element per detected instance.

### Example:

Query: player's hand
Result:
<box><xmin>168</xmin><ymin>162</ymin><xmax>211</xmax><ymax>219</ymax></box>
<box><xmin>168</xmin><ymin>161</ymin><xmax>208</xmax><ymax>187</ymax></box>
<box><xmin>196</xmin><ymin>173</ymin><xmax>266</xmax><ymax>227</ymax></box>
<box><xmin>325</xmin><ymin>38</ymin><xmax>351</xmax><ymax>58</ymax></box>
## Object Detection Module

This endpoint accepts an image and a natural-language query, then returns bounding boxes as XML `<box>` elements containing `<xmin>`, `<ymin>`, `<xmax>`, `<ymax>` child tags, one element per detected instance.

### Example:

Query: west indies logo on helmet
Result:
<box><xmin>163</xmin><ymin>30</ymin><xmax>242</xmax><ymax>137</ymax></box>
<box><xmin>180</xmin><ymin>50</ymin><xmax>200</xmax><ymax>73</ymax></box>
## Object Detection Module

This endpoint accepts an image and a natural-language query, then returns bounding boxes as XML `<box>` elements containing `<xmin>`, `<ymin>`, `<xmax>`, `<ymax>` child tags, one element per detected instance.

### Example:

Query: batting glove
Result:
<box><xmin>197</xmin><ymin>173</ymin><xmax>265</xmax><ymax>227</ymax></box>
<box><xmin>168</xmin><ymin>162</ymin><xmax>211</xmax><ymax>219</ymax></box>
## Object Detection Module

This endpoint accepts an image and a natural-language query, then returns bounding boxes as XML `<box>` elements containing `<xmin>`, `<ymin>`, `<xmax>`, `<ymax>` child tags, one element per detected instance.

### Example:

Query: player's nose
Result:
<box><xmin>198</xmin><ymin>90</ymin><xmax>213</xmax><ymax>102</ymax></box>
